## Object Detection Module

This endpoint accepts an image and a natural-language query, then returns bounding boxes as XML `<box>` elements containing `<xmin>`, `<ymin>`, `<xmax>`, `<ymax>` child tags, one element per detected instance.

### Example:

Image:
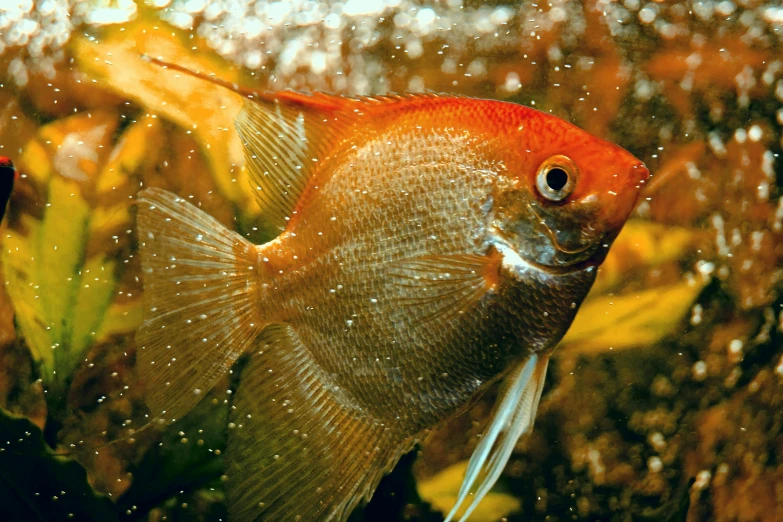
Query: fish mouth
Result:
<box><xmin>489</xmin><ymin>226</ymin><xmax>601</xmax><ymax>277</ymax></box>
<box><xmin>526</xmin><ymin>202</ymin><xmax>597</xmax><ymax>256</ymax></box>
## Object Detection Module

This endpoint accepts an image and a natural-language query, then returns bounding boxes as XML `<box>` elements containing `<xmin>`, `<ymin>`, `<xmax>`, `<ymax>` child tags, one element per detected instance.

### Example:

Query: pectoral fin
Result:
<box><xmin>445</xmin><ymin>353</ymin><xmax>550</xmax><ymax>522</ymax></box>
<box><xmin>388</xmin><ymin>252</ymin><xmax>501</xmax><ymax>325</ymax></box>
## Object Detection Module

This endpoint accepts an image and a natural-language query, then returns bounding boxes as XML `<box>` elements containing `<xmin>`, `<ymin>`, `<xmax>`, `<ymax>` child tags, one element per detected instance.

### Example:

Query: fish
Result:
<box><xmin>135</xmin><ymin>61</ymin><xmax>649</xmax><ymax>522</ymax></box>
<box><xmin>0</xmin><ymin>157</ymin><xmax>16</xmax><ymax>225</ymax></box>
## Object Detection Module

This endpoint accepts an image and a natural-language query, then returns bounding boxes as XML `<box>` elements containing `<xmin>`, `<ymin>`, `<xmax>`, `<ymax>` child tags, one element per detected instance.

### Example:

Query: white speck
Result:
<box><xmin>324</xmin><ymin>13</ymin><xmax>341</xmax><ymax>30</ymax></box>
<box><xmin>775</xmin><ymin>354</ymin><xmax>783</xmax><ymax>377</ymax></box>
<box><xmin>502</xmin><ymin>72</ymin><xmax>522</xmax><ymax>93</ymax></box>
<box><xmin>638</xmin><ymin>7</ymin><xmax>656</xmax><ymax>24</ymax></box>
<box><xmin>693</xmin><ymin>470</ymin><xmax>712</xmax><ymax>490</ymax></box>
<box><xmin>548</xmin><ymin>7</ymin><xmax>566</xmax><ymax>22</ymax></box>
<box><xmin>715</xmin><ymin>1</ymin><xmax>736</xmax><ymax>17</ymax></box>
<box><xmin>692</xmin><ymin>360</ymin><xmax>707</xmax><ymax>381</ymax></box>
<box><xmin>343</xmin><ymin>0</ymin><xmax>388</xmax><ymax>17</ymax></box>
<box><xmin>691</xmin><ymin>304</ymin><xmax>704</xmax><ymax>325</ymax></box>
<box><xmin>416</xmin><ymin>8</ymin><xmax>436</xmax><ymax>28</ymax></box>
<box><xmin>696</xmin><ymin>260</ymin><xmax>715</xmax><ymax>278</ymax></box>
<box><xmin>649</xmin><ymin>432</ymin><xmax>666</xmax><ymax>452</ymax></box>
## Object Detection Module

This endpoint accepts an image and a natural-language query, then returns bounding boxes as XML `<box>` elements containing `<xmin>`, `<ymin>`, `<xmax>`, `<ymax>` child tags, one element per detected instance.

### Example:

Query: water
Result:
<box><xmin>0</xmin><ymin>2</ymin><xmax>781</xmax><ymax>521</ymax></box>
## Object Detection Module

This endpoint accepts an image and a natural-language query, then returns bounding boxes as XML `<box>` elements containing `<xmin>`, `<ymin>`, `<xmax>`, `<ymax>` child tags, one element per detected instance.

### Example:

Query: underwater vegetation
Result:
<box><xmin>0</xmin><ymin>1</ymin><xmax>781</xmax><ymax>521</ymax></box>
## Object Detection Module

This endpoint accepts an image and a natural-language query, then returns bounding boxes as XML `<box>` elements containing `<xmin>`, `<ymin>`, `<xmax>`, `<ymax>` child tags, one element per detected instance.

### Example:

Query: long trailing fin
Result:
<box><xmin>388</xmin><ymin>253</ymin><xmax>501</xmax><ymax>325</ymax></box>
<box><xmin>143</xmin><ymin>56</ymin><xmax>453</xmax><ymax>108</ymax></box>
<box><xmin>136</xmin><ymin>188</ymin><xmax>264</xmax><ymax>424</ymax></box>
<box><xmin>445</xmin><ymin>353</ymin><xmax>550</xmax><ymax>522</ymax></box>
<box><xmin>226</xmin><ymin>324</ymin><xmax>412</xmax><ymax>522</ymax></box>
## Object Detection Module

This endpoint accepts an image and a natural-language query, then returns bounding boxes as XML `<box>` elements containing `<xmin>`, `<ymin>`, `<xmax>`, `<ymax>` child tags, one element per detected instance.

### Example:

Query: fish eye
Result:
<box><xmin>535</xmin><ymin>155</ymin><xmax>578</xmax><ymax>202</ymax></box>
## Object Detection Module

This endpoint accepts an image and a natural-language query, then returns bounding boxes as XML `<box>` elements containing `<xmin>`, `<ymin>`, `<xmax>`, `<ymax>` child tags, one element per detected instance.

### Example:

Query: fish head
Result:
<box><xmin>490</xmin><ymin>110</ymin><xmax>650</xmax><ymax>272</ymax></box>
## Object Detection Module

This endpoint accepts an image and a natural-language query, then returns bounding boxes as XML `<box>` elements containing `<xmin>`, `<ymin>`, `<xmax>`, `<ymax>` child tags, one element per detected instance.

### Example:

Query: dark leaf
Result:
<box><xmin>0</xmin><ymin>408</ymin><xmax>119</xmax><ymax>522</ymax></box>
<box><xmin>116</xmin><ymin>390</ymin><xmax>229</xmax><ymax>520</ymax></box>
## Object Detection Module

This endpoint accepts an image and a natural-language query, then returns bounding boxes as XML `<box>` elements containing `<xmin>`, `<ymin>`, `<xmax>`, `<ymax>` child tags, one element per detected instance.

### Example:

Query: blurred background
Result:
<box><xmin>0</xmin><ymin>1</ymin><xmax>781</xmax><ymax>521</ymax></box>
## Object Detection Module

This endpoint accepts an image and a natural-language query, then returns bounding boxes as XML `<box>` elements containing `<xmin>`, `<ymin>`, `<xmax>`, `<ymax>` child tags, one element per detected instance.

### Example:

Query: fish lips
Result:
<box><xmin>512</xmin><ymin>199</ymin><xmax>609</xmax><ymax>270</ymax></box>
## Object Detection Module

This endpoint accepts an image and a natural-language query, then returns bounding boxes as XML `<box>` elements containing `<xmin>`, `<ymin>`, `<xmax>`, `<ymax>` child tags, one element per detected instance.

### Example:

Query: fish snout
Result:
<box><xmin>632</xmin><ymin>161</ymin><xmax>651</xmax><ymax>185</ymax></box>
<box><xmin>613</xmin><ymin>160</ymin><xmax>650</xmax><ymax>222</ymax></box>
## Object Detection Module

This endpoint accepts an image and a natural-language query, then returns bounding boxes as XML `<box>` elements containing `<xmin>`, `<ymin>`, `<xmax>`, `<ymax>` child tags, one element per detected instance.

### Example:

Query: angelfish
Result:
<box><xmin>135</xmin><ymin>64</ymin><xmax>649</xmax><ymax>521</ymax></box>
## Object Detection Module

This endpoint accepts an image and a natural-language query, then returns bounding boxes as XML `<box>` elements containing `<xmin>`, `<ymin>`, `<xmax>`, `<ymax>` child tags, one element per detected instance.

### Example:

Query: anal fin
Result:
<box><xmin>446</xmin><ymin>353</ymin><xmax>550</xmax><ymax>522</ymax></box>
<box><xmin>227</xmin><ymin>324</ymin><xmax>411</xmax><ymax>522</ymax></box>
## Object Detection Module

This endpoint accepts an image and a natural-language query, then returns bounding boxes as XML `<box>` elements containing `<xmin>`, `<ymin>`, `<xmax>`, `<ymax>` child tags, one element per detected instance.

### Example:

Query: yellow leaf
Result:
<box><xmin>418</xmin><ymin>461</ymin><xmax>521</xmax><ymax>522</ymax></box>
<box><xmin>69</xmin><ymin>256</ymin><xmax>117</xmax><ymax>366</ymax></box>
<box><xmin>19</xmin><ymin>139</ymin><xmax>54</xmax><ymax>186</ymax></box>
<box><xmin>2</xmin><ymin>227</ymin><xmax>53</xmax><ymax>373</ymax></box>
<box><xmin>38</xmin><ymin>177</ymin><xmax>92</xmax><ymax>354</ymax></box>
<box><xmin>95</xmin><ymin>299</ymin><xmax>142</xmax><ymax>343</ymax></box>
<box><xmin>559</xmin><ymin>278</ymin><xmax>708</xmax><ymax>354</ymax></box>
<box><xmin>72</xmin><ymin>19</ymin><xmax>259</xmax><ymax>218</ymax></box>
<box><xmin>88</xmin><ymin>205</ymin><xmax>132</xmax><ymax>240</ymax></box>
<box><xmin>591</xmin><ymin>220</ymin><xmax>698</xmax><ymax>295</ymax></box>
<box><xmin>96</xmin><ymin>114</ymin><xmax>163</xmax><ymax>196</ymax></box>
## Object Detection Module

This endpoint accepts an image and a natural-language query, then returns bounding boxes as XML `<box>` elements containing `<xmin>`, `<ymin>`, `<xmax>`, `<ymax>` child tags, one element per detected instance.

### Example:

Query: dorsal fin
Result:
<box><xmin>235</xmin><ymin>94</ymin><xmax>357</xmax><ymax>231</ymax></box>
<box><xmin>144</xmin><ymin>56</ymin><xmax>458</xmax><ymax>231</ymax></box>
<box><xmin>235</xmin><ymin>90</ymin><xmax>460</xmax><ymax>231</ymax></box>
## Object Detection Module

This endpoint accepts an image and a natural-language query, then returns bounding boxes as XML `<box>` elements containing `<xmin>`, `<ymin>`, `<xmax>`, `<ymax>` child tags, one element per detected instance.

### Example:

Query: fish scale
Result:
<box><xmin>135</xmin><ymin>60</ymin><xmax>648</xmax><ymax>522</ymax></box>
<box><xmin>265</xmin><ymin>135</ymin><xmax>500</xmax><ymax>426</ymax></box>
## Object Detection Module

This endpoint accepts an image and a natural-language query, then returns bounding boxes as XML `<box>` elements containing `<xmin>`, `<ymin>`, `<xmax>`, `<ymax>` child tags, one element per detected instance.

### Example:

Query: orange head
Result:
<box><xmin>488</xmin><ymin>103</ymin><xmax>649</xmax><ymax>271</ymax></box>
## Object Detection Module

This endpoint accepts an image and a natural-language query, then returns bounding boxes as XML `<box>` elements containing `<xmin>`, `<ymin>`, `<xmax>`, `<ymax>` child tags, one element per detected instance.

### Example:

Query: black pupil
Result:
<box><xmin>546</xmin><ymin>167</ymin><xmax>569</xmax><ymax>191</ymax></box>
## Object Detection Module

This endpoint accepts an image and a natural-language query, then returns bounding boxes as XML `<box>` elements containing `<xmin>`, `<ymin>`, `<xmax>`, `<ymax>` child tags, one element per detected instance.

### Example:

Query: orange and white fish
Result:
<box><xmin>136</xmin><ymin>65</ymin><xmax>648</xmax><ymax>521</ymax></box>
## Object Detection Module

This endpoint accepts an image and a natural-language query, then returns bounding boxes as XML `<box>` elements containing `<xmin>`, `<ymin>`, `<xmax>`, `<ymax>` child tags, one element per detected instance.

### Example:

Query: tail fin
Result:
<box><xmin>137</xmin><ymin>189</ymin><xmax>412</xmax><ymax>520</ymax></box>
<box><xmin>136</xmin><ymin>188</ymin><xmax>263</xmax><ymax>424</ymax></box>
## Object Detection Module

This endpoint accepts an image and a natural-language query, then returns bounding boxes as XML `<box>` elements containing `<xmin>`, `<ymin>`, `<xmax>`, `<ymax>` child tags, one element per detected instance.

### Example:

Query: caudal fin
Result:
<box><xmin>136</xmin><ymin>188</ymin><xmax>263</xmax><ymax>424</ymax></box>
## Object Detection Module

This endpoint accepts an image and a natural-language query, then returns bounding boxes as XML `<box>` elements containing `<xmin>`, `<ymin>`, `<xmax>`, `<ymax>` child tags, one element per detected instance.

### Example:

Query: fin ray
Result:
<box><xmin>226</xmin><ymin>324</ymin><xmax>412</xmax><ymax>522</ymax></box>
<box><xmin>388</xmin><ymin>253</ymin><xmax>499</xmax><ymax>325</ymax></box>
<box><xmin>136</xmin><ymin>188</ymin><xmax>263</xmax><ymax>424</ymax></box>
<box><xmin>445</xmin><ymin>354</ymin><xmax>550</xmax><ymax>522</ymax></box>
<box><xmin>235</xmin><ymin>96</ymin><xmax>355</xmax><ymax>231</ymax></box>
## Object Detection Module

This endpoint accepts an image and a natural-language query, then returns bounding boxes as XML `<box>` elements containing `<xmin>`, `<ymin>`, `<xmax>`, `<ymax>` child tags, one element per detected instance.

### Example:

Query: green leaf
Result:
<box><xmin>1</xmin><ymin>111</ymin><xmax>143</xmax><ymax>399</ymax></box>
<box><xmin>38</xmin><ymin>176</ymin><xmax>92</xmax><ymax>381</ymax></box>
<box><xmin>116</xmin><ymin>391</ymin><xmax>229</xmax><ymax>518</ymax></box>
<box><xmin>2</xmin><ymin>221</ymin><xmax>53</xmax><ymax>373</ymax></box>
<box><xmin>0</xmin><ymin>408</ymin><xmax>119</xmax><ymax>522</ymax></box>
<box><xmin>72</xmin><ymin>18</ymin><xmax>260</xmax><ymax>219</ymax></box>
<box><xmin>69</xmin><ymin>256</ymin><xmax>118</xmax><ymax>362</ymax></box>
